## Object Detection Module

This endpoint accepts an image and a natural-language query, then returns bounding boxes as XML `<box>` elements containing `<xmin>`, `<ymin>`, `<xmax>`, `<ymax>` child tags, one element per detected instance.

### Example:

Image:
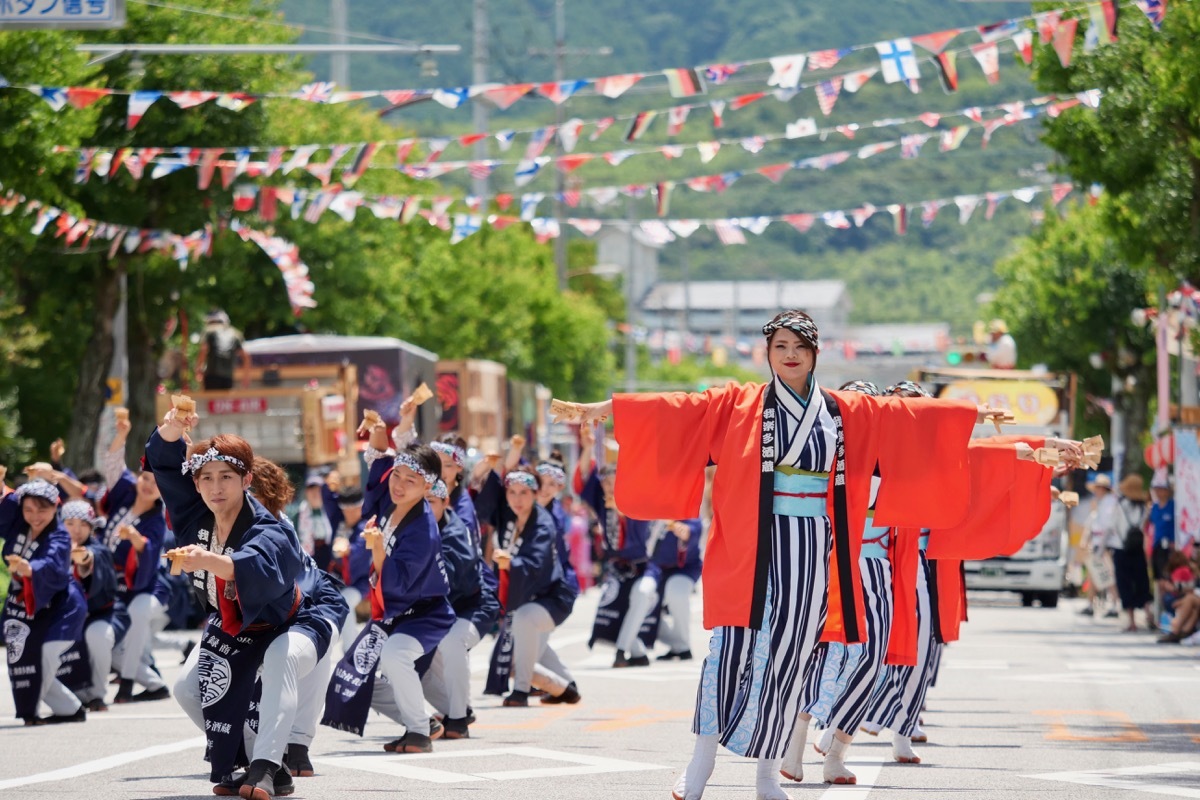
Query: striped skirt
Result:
<box><xmin>801</xmin><ymin>556</ymin><xmax>893</xmax><ymax>734</ymax></box>
<box><xmin>864</xmin><ymin>552</ymin><xmax>937</xmax><ymax>737</ymax></box>
<box><xmin>693</xmin><ymin>514</ymin><xmax>830</xmax><ymax>758</ymax></box>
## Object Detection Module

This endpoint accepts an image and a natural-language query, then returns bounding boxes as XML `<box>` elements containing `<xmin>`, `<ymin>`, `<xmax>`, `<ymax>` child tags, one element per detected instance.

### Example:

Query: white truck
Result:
<box><xmin>915</xmin><ymin>367</ymin><xmax>1076</xmax><ymax>608</ymax></box>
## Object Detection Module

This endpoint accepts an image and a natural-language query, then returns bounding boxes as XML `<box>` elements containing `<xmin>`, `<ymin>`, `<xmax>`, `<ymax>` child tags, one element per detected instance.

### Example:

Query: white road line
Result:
<box><xmin>0</xmin><ymin>736</ymin><xmax>205</xmax><ymax>792</ymax></box>
<box><xmin>815</xmin><ymin>757</ymin><xmax>886</xmax><ymax>800</ymax></box>
<box><xmin>1026</xmin><ymin>760</ymin><xmax>1200</xmax><ymax>798</ymax></box>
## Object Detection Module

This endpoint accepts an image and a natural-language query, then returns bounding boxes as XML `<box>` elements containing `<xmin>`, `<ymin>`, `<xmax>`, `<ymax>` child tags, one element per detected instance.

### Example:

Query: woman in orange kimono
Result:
<box><xmin>556</xmin><ymin>311</ymin><xmax>999</xmax><ymax>800</ymax></box>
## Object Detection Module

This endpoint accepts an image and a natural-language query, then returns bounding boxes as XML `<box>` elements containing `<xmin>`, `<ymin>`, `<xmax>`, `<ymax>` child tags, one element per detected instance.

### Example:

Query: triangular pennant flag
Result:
<box><xmin>1053</xmin><ymin>18</ymin><xmax>1079</xmax><ymax>67</ymax></box>
<box><xmin>875</xmin><ymin>38</ymin><xmax>921</xmax><ymax>83</ymax></box>
<box><xmin>514</xmin><ymin>157</ymin><xmax>547</xmax><ymax>187</ymax></box>
<box><xmin>1051</xmin><ymin>183</ymin><xmax>1073</xmax><ymax>205</ymax></box>
<box><xmin>921</xmin><ymin>200</ymin><xmax>943</xmax><ymax>227</ymax></box>
<box><xmin>32</xmin><ymin>86</ymin><xmax>68</xmax><ymax>111</ymax></box>
<box><xmin>842</xmin><ymin>68</ymin><xmax>878</xmax><ymax>94</ymax></box>
<box><xmin>1037</xmin><ymin>11</ymin><xmax>1062</xmax><ymax>43</ymax></box>
<box><xmin>458</xmin><ymin>132</ymin><xmax>487</xmax><ymax>148</ymax></box>
<box><xmin>591</xmin><ymin>118</ymin><xmax>614</xmax><ymax>140</ymax></box>
<box><xmin>887</xmin><ymin>204</ymin><xmax>907</xmax><ymax>234</ymax></box>
<box><xmin>523</xmin><ymin>126</ymin><xmax>556</xmax><ymax>160</ymax></box>
<box><xmin>704</xmin><ymin>63</ymin><xmax>741</xmax><ymax>84</ymax></box>
<box><xmin>493</xmin><ymin>130</ymin><xmax>516</xmax><ymax>151</ymax></box>
<box><xmin>625</xmin><ymin>111</ymin><xmax>657</xmax><ymax>141</ymax></box>
<box><xmin>483</xmin><ymin>83</ymin><xmax>533</xmax><ymax>110</ymax></box>
<box><xmin>395</xmin><ymin>140</ymin><xmax>416</xmax><ymax>165</ymax></box>
<box><xmin>663</xmin><ymin>68</ymin><xmax>705</xmax><ymax>98</ymax></box>
<box><xmin>980</xmin><ymin>117</ymin><xmax>1010</xmax><ymax>148</ymax></box>
<box><xmin>709</xmin><ymin>100</ymin><xmax>726</xmax><ymax>128</ymax></box>
<box><xmin>538</xmin><ymin>80</ymin><xmax>589</xmax><ymax>104</ymax></box>
<box><xmin>342</xmin><ymin>142</ymin><xmax>379</xmax><ymax>186</ymax></box>
<box><xmin>939</xmin><ymin>126</ymin><xmax>970</xmax><ymax>151</ymax></box>
<box><xmin>196</xmin><ymin>150</ymin><xmax>222</xmax><ymax>191</ymax></box>
<box><xmin>559</xmin><ymin>118</ymin><xmax>585</xmax><ymax>153</ymax></box>
<box><xmin>167</xmin><ymin>91</ymin><xmax>216</xmax><ymax>109</ymax></box>
<box><xmin>667</xmin><ymin>106</ymin><xmax>691</xmax><ymax>136</ymax></box>
<box><xmin>851</xmin><ymin>204</ymin><xmax>876</xmax><ymax>227</ymax></box>
<box><xmin>588</xmin><ymin>187</ymin><xmax>619</xmax><ymax>206</ymax></box>
<box><xmin>738</xmin><ymin>216</ymin><xmax>772</xmax><ymax>235</ymax></box>
<box><xmin>912</xmin><ymin>29</ymin><xmax>962</xmax><ymax>54</ymax></box>
<box><xmin>857</xmin><ymin>141</ymin><xmax>897</xmax><ymax>159</ymax></box>
<box><xmin>660</xmin><ymin>144</ymin><xmax>685</xmax><ymax>159</ymax></box>
<box><xmin>450</xmin><ymin>214</ymin><xmax>483</xmax><ymax>244</ymax></box>
<box><xmin>935</xmin><ymin>51</ymin><xmax>959</xmax><ymax>92</ymax></box>
<box><xmin>757</xmin><ymin>163</ymin><xmax>792</xmax><ymax>183</ymax></box>
<box><xmin>740</xmin><ymin>137</ymin><xmax>767</xmax><ymax>154</ymax></box>
<box><xmin>1137</xmin><ymin>0</ymin><xmax>1166</xmax><ymax>31</ymax></box>
<box><xmin>67</xmin><ymin>87</ymin><xmax>110</xmax><ymax>109</ymax></box>
<box><xmin>815</xmin><ymin>78</ymin><xmax>843</xmax><ymax>116</ymax></box>
<box><xmin>697</xmin><ymin>141</ymin><xmax>721</xmax><ymax>163</ymax></box>
<box><xmin>127</xmin><ymin>91</ymin><xmax>162</xmax><ymax>129</ymax></box>
<box><xmin>955</xmin><ymin>195</ymin><xmax>981</xmax><ymax>224</ymax></box>
<box><xmin>919</xmin><ymin>112</ymin><xmax>942</xmax><ymax>127</ymax></box>
<box><xmin>822</xmin><ymin>211</ymin><xmax>851</xmax><ymax>230</ymax></box>
<box><xmin>655</xmin><ymin>183</ymin><xmax>673</xmax><ymax>217</ymax></box>
<box><xmin>901</xmin><ymin>133</ymin><xmax>931</xmax><ymax>159</ymax></box>
<box><xmin>970</xmin><ymin>42</ymin><xmax>1001</xmax><ymax>84</ymax></box>
<box><xmin>1012</xmin><ymin>30</ymin><xmax>1035</xmax><ymax>66</ymax></box>
<box><xmin>783</xmin><ymin>213</ymin><xmax>815</xmax><ymax>233</ymax></box>
<box><xmin>1012</xmin><ymin>187</ymin><xmax>1039</xmax><ymax>203</ymax></box>
<box><xmin>985</xmin><ymin>192</ymin><xmax>1006</xmax><ymax>220</ymax></box>
<box><xmin>380</xmin><ymin>90</ymin><xmax>432</xmax><ymax>111</ymax></box>
<box><xmin>557</xmin><ymin>154</ymin><xmax>593</xmax><ymax>173</ymax></box>
<box><xmin>807</xmin><ymin>49</ymin><xmax>849</xmax><ymax>70</ymax></box>
<box><xmin>730</xmin><ymin>92</ymin><xmax>766</xmax><ymax>111</ymax></box>
<box><xmin>786</xmin><ymin>117</ymin><xmax>818</xmax><ymax>139</ymax></box>
<box><xmin>214</xmin><ymin>93</ymin><xmax>256</xmax><ymax>112</ymax></box>
<box><xmin>835</xmin><ymin>124</ymin><xmax>859</xmax><ymax>139</ymax></box>
<box><xmin>594</xmin><ymin>74</ymin><xmax>643</xmax><ymax>98</ymax></box>
<box><xmin>667</xmin><ymin>219</ymin><xmax>701</xmax><ymax>238</ymax></box>
<box><xmin>977</xmin><ymin>20</ymin><xmax>1019</xmax><ymax>43</ymax></box>
<box><xmin>711</xmin><ymin>220</ymin><xmax>746</xmax><ymax>245</ymax></box>
<box><xmin>296</xmin><ymin>81</ymin><xmax>336</xmax><ymax>102</ymax></box>
<box><xmin>768</xmin><ymin>55</ymin><xmax>807</xmax><ymax>89</ymax></box>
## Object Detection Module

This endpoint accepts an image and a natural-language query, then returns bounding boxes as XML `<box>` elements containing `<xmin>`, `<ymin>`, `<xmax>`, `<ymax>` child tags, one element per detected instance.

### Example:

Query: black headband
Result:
<box><xmin>885</xmin><ymin>380</ymin><xmax>931</xmax><ymax>398</ymax></box>
<box><xmin>840</xmin><ymin>380</ymin><xmax>881</xmax><ymax>396</ymax></box>
<box><xmin>762</xmin><ymin>313</ymin><xmax>820</xmax><ymax>350</ymax></box>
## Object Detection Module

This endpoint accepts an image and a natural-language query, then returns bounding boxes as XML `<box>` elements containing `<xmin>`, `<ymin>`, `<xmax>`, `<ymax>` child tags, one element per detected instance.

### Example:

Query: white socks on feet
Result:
<box><xmin>780</xmin><ymin>718</ymin><xmax>807</xmax><ymax>781</ymax></box>
<box><xmin>823</xmin><ymin>738</ymin><xmax>856</xmax><ymax>784</ymax></box>
<box><xmin>675</xmin><ymin>734</ymin><xmax>718</xmax><ymax>800</ymax></box>
<box><xmin>756</xmin><ymin>758</ymin><xmax>792</xmax><ymax>800</ymax></box>
<box><xmin>893</xmin><ymin>733</ymin><xmax>921</xmax><ymax>763</ymax></box>
<box><xmin>815</xmin><ymin>727</ymin><xmax>834</xmax><ymax>756</ymax></box>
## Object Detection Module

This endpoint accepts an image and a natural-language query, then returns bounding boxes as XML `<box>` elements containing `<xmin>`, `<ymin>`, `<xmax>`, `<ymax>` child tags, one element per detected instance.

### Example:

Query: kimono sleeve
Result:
<box><xmin>574</xmin><ymin>466</ymin><xmax>605</xmax><ymax>521</ymax></box>
<box><xmin>0</xmin><ymin>491</ymin><xmax>21</xmax><ymax>542</ymax></box>
<box><xmin>144</xmin><ymin>430</ymin><xmax>208</xmax><ymax>532</ymax></box>
<box><xmin>85</xmin><ymin>540</ymin><xmax>119</xmax><ymax>605</ymax></box>
<box><xmin>873</xmin><ymin>397</ymin><xmax>978</xmax><ymax>529</ymax></box>
<box><xmin>440</xmin><ymin>516</ymin><xmax>479</xmax><ymax>601</ymax></box>
<box><xmin>376</xmin><ymin>518</ymin><xmax>446</xmax><ymax>614</ymax></box>
<box><xmin>507</xmin><ymin>514</ymin><xmax>558</xmax><ymax>610</ymax></box>
<box><xmin>229</xmin><ymin>515</ymin><xmax>302</xmax><ymax>625</ymax></box>
<box><xmin>362</xmin><ymin>455</ymin><xmax>394</xmax><ymax>524</ymax></box>
<box><xmin>926</xmin><ymin>443</ymin><xmax>1017</xmax><ymax>560</ymax></box>
<box><xmin>473</xmin><ymin>471</ymin><xmax>504</xmax><ymax>530</ymax></box>
<box><xmin>613</xmin><ymin>385</ymin><xmax>737</xmax><ymax>521</ymax></box>
<box><xmin>27</xmin><ymin>529</ymin><xmax>72</xmax><ymax>614</ymax></box>
<box><xmin>885</xmin><ymin>527</ymin><xmax>922</xmax><ymax>667</ymax></box>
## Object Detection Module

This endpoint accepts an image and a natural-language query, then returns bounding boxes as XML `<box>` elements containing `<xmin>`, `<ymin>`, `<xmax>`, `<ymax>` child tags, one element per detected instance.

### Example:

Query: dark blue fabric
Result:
<box><xmin>441</xmin><ymin>509</ymin><xmax>501</xmax><ymax>632</ymax></box>
<box><xmin>373</xmin><ymin>502</ymin><xmax>452</xmax><ymax>623</ymax></box>
<box><xmin>100</xmin><ymin>469</ymin><xmax>166</xmax><ymax>597</ymax></box>
<box><xmin>79</xmin><ymin>538</ymin><xmax>119</xmax><ymax>614</ymax></box>
<box><xmin>650</xmin><ymin>519</ymin><xmax>704</xmax><ymax>582</ymax></box>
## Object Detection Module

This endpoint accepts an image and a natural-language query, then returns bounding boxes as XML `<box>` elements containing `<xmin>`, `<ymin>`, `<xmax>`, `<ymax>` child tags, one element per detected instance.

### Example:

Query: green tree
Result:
<box><xmin>991</xmin><ymin>197</ymin><xmax>1154</xmax><ymax>476</ymax></box>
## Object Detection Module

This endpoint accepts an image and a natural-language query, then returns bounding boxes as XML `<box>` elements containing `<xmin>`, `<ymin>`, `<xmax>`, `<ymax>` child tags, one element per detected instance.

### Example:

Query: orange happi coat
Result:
<box><xmin>612</xmin><ymin>382</ymin><xmax>978</xmax><ymax>643</ymax></box>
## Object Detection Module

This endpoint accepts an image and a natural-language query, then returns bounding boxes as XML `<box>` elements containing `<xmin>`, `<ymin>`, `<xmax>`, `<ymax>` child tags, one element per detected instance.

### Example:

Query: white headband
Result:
<box><xmin>16</xmin><ymin>479</ymin><xmax>59</xmax><ymax>505</ymax></box>
<box><xmin>61</xmin><ymin>500</ymin><xmax>96</xmax><ymax>521</ymax></box>
<box><xmin>431</xmin><ymin>441</ymin><xmax>465</xmax><ymax>468</ymax></box>
<box><xmin>429</xmin><ymin>479</ymin><xmax>449</xmax><ymax>500</ymax></box>
<box><xmin>536</xmin><ymin>463</ymin><xmax>566</xmax><ymax>485</ymax></box>
<box><xmin>393</xmin><ymin>453</ymin><xmax>437</xmax><ymax>486</ymax></box>
<box><xmin>505</xmin><ymin>472</ymin><xmax>539</xmax><ymax>491</ymax></box>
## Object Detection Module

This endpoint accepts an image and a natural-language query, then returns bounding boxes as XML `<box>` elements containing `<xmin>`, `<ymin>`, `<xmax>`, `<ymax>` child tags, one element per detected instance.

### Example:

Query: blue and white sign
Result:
<box><xmin>0</xmin><ymin>0</ymin><xmax>124</xmax><ymax>29</ymax></box>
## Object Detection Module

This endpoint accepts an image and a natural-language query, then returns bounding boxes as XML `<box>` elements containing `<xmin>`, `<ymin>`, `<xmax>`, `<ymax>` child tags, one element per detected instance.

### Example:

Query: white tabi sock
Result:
<box><xmin>815</xmin><ymin>727</ymin><xmax>835</xmax><ymax>757</ymax></box>
<box><xmin>780</xmin><ymin>718</ymin><xmax>807</xmax><ymax>781</ymax></box>
<box><xmin>823</xmin><ymin>738</ymin><xmax>856</xmax><ymax>784</ymax></box>
<box><xmin>675</xmin><ymin>733</ymin><xmax>718</xmax><ymax>800</ymax></box>
<box><xmin>756</xmin><ymin>758</ymin><xmax>792</xmax><ymax>800</ymax></box>
<box><xmin>893</xmin><ymin>733</ymin><xmax>920</xmax><ymax>763</ymax></box>
<box><xmin>911</xmin><ymin>723</ymin><xmax>928</xmax><ymax>742</ymax></box>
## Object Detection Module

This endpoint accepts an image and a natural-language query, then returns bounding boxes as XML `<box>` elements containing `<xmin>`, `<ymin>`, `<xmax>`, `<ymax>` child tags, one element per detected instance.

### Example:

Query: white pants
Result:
<box><xmin>378</xmin><ymin>633</ymin><xmax>429</xmax><ymax>735</ymax></box>
<box><xmin>80</xmin><ymin>619</ymin><xmax>116</xmax><ymax>703</ymax></box>
<box><xmin>657</xmin><ymin>574</ymin><xmax>696</xmax><ymax>654</ymax></box>
<box><xmin>421</xmin><ymin>619</ymin><xmax>480</xmax><ymax>720</ymax></box>
<box><xmin>511</xmin><ymin>603</ymin><xmax>573</xmax><ymax>693</ymax></box>
<box><xmin>291</xmin><ymin>624</ymin><xmax>338</xmax><ymax>747</ymax></box>
<box><xmin>41</xmin><ymin>640</ymin><xmax>83</xmax><ymax>716</ymax></box>
<box><xmin>118</xmin><ymin>593</ymin><xmax>166</xmax><ymax>689</ymax></box>
<box><xmin>340</xmin><ymin>587</ymin><xmax>362</xmax><ymax>649</ymax></box>
<box><xmin>175</xmin><ymin>630</ymin><xmax>318</xmax><ymax>766</ymax></box>
<box><xmin>615</xmin><ymin>575</ymin><xmax>659</xmax><ymax>658</ymax></box>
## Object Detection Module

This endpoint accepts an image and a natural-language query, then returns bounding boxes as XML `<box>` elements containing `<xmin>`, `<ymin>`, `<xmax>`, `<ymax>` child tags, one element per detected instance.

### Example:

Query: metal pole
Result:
<box><xmin>472</xmin><ymin>0</ymin><xmax>489</xmax><ymax>199</ymax></box>
<box><xmin>553</xmin><ymin>0</ymin><xmax>568</xmax><ymax>291</ymax></box>
<box><xmin>77</xmin><ymin>43</ymin><xmax>461</xmax><ymax>55</ymax></box>
<box><xmin>330</xmin><ymin>0</ymin><xmax>350</xmax><ymax>87</ymax></box>
<box><xmin>1111</xmin><ymin>373</ymin><xmax>1125</xmax><ymax>485</ymax></box>
<box><xmin>625</xmin><ymin>196</ymin><xmax>637</xmax><ymax>392</ymax></box>
<box><xmin>681</xmin><ymin>237</ymin><xmax>691</xmax><ymax>335</ymax></box>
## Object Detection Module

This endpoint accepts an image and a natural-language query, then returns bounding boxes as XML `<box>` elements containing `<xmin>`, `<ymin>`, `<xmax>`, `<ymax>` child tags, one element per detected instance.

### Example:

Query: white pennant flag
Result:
<box><xmin>768</xmin><ymin>54</ymin><xmax>807</xmax><ymax>89</ymax></box>
<box><xmin>559</xmin><ymin>119</ymin><xmax>585</xmax><ymax>153</ymax></box>
<box><xmin>786</xmin><ymin>118</ymin><xmax>819</xmax><ymax>139</ymax></box>
<box><xmin>667</xmin><ymin>219</ymin><xmax>701</xmax><ymax>238</ymax></box>
<box><xmin>697</xmin><ymin>141</ymin><xmax>721</xmax><ymax>163</ymax></box>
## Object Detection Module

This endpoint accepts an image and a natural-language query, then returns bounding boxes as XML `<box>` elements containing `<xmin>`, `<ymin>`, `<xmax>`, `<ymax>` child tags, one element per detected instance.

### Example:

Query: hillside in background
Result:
<box><xmin>279</xmin><ymin>0</ymin><xmax>1054</xmax><ymax>331</ymax></box>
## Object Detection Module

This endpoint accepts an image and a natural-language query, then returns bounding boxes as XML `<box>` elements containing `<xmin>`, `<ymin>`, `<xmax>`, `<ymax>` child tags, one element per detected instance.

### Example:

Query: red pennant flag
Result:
<box><xmin>1037</xmin><ymin>11</ymin><xmax>1062</xmax><ymax>43</ymax></box>
<box><xmin>495</xmin><ymin>193</ymin><xmax>514</xmax><ymax>211</ymax></box>
<box><xmin>591</xmin><ymin>118</ymin><xmax>615</xmax><ymax>140</ymax></box>
<box><xmin>1012</xmin><ymin>30</ymin><xmax>1034</xmax><ymax>66</ymax></box>
<box><xmin>458</xmin><ymin>133</ymin><xmax>487</xmax><ymax>147</ymax></box>
<box><xmin>709</xmin><ymin>100</ymin><xmax>726</xmax><ymax>128</ymax></box>
<box><xmin>557</xmin><ymin>154</ymin><xmax>593</xmax><ymax>173</ymax></box>
<box><xmin>730</xmin><ymin>92</ymin><xmax>766</xmax><ymax>111</ymax></box>
<box><xmin>756</xmin><ymin>163</ymin><xmax>791</xmax><ymax>183</ymax></box>
<box><xmin>196</xmin><ymin>150</ymin><xmax>221</xmax><ymax>191</ymax></box>
<box><xmin>911</xmin><ymin>29</ymin><xmax>961</xmax><ymax>54</ymax></box>
<box><xmin>1101</xmin><ymin>0</ymin><xmax>1119</xmax><ymax>41</ymax></box>
<box><xmin>67</xmin><ymin>87</ymin><xmax>110</xmax><ymax>109</ymax></box>
<box><xmin>919</xmin><ymin>112</ymin><xmax>941</xmax><ymax>127</ymax></box>
<box><xmin>594</xmin><ymin>74</ymin><xmax>643</xmax><ymax>98</ymax></box>
<box><xmin>1051</xmin><ymin>183</ymin><xmax>1073</xmax><ymax>205</ymax></box>
<box><xmin>1053</xmin><ymin>18</ymin><xmax>1078</xmax><ymax>67</ymax></box>
<box><xmin>935</xmin><ymin>52</ymin><xmax>959</xmax><ymax>93</ymax></box>
<box><xmin>970</xmin><ymin>42</ymin><xmax>1001</xmax><ymax>85</ymax></box>
<box><xmin>483</xmin><ymin>83</ymin><xmax>533</xmax><ymax>110</ymax></box>
<box><xmin>395</xmin><ymin>140</ymin><xmax>416</xmax><ymax>165</ymax></box>
<box><xmin>667</xmin><ymin>106</ymin><xmax>690</xmax><ymax>136</ymax></box>
<box><xmin>782</xmin><ymin>213</ymin><xmax>815</xmax><ymax>233</ymax></box>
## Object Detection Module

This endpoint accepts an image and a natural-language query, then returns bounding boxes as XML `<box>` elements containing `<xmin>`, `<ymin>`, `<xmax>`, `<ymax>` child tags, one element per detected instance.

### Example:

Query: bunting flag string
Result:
<box><xmin>222</xmin><ymin>109</ymin><xmax>1052</xmax><ymax>227</ymax></box>
<box><xmin>3</xmin><ymin>0</ymin><xmax>1142</xmax><ymax>128</ymax></box>
<box><xmin>52</xmin><ymin>90</ymin><xmax>1097</xmax><ymax>190</ymax></box>
<box><xmin>0</xmin><ymin>184</ymin><xmax>315</xmax><ymax>314</ymax></box>
<box><xmin>309</xmin><ymin>180</ymin><xmax>1079</xmax><ymax>246</ymax></box>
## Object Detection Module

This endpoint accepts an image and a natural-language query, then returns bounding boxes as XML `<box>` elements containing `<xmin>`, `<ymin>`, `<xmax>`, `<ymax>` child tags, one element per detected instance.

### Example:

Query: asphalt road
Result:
<box><xmin>1</xmin><ymin>589</ymin><xmax>1196</xmax><ymax>800</ymax></box>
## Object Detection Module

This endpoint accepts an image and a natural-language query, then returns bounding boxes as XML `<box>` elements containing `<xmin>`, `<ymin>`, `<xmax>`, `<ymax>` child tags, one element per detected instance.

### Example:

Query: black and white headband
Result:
<box><xmin>182</xmin><ymin>447</ymin><xmax>247</xmax><ymax>476</ymax></box>
<box><xmin>840</xmin><ymin>380</ymin><xmax>881</xmax><ymax>396</ymax></box>
<box><xmin>762</xmin><ymin>312</ymin><xmax>820</xmax><ymax>350</ymax></box>
<box><xmin>431</xmin><ymin>441</ymin><xmax>466</xmax><ymax>468</ymax></box>
<box><xmin>393</xmin><ymin>453</ymin><xmax>437</xmax><ymax>486</ymax></box>
<box><xmin>886</xmin><ymin>380</ymin><xmax>931</xmax><ymax>398</ymax></box>
<box><xmin>505</xmin><ymin>472</ymin><xmax>539</xmax><ymax>491</ymax></box>
<box><xmin>61</xmin><ymin>500</ymin><xmax>96</xmax><ymax>521</ymax></box>
<box><xmin>16</xmin><ymin>479</ymin><xmax>59</xmax><ymax>505</ymax></box>
<box><xmin>429</xmin><ymin>479</ymin><xmax>449</xmax><ymax>500</ymax></box>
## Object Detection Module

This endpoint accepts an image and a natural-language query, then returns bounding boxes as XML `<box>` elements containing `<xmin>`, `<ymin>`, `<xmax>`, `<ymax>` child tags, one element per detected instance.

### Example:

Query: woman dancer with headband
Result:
<box><xmin>554</xmin><ymin>310</ymin><xmax>1003</xmax><ymax>800</ymax></box>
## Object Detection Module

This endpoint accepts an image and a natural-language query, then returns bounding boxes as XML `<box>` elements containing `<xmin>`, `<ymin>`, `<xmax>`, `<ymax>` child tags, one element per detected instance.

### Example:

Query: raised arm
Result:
<box><xmin>144</xmin><ymin>410</ymin><xmax>207</xmax><ymax>532</ymax></box>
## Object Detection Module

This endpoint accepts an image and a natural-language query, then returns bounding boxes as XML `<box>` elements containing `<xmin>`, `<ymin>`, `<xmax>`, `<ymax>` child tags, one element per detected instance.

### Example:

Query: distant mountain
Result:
<box><xmin>279</xmin><ymin>0</ymin><xmax>1055</xmax><ymax>331</ymax></box>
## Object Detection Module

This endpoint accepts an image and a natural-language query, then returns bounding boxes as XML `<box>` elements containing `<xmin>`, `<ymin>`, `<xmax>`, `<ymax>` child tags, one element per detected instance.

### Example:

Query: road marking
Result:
<box><xmin>1162</xmin><ymin>720</ymin><xmax>1200</xmax><ymax>744</ymax></box>
<box><xmin>471</xmin><ymin>707</ymin><xmax>577</xmax><ymax>731</ymax></box>
<box><xmin>943</xmin><ymin>660</ymin><xmax>1010</xmax><ymax>670</ymax></box>
<box><xmin>314</xmin><ymin>745</ymin><xmax>669</xmax><ymax>783</ymax></box>
<box><xmin>0</xmin><ymin>736</ymin><xmax>204</xmax><ymax>792</ymax></box>
<box><xmin>1006</xmin><ymin>672</ymin><xmax>1197</xmax><ymax>686</ymax></box>
<box><xmin>1027</xmin><ymin>761</ymin><xmax>1200</xmax><ymax>797</ymax></box>
<box><xmin>1033</xmin><ymin>710</ymin><xmax>1148</xmax><ymax>743</ymax></box>
<box><xmin>583</xmin><ymin>705</ymin><xmax>692</xmax><ymax>732</ymax></box>
<box><xmin>1066</xmin><ymin>660</ymin><xmax>1133</xmax><ymax>671</ymax></box>
<box><xmin>815</xmin><ymin>756</ymin><xmax>886</xmax><ymax>800</ymax></box>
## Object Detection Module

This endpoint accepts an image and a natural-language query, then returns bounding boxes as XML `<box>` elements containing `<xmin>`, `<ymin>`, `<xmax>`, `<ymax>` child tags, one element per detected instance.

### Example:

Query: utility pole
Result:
<box><xmin>330</xmin><ymin>0</ymin><xmax>350</xmax><ymax>87</ymax></box>
<box><xmin>472</xmin><ymin>0</ymin><xmax>489</xmax><ymax>199</ymax></box>
<box><xmin>625</xmin><ymin>195</ymin><xmax>637</xmax><ymax>392</ymax></box>
<box><xmin>530</xmin><ymin>0</ymin><xmax>611</xmax><ymax>291</ymax></box>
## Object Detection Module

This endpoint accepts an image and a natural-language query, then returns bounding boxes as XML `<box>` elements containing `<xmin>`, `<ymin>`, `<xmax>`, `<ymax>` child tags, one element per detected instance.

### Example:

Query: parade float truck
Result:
<box><xmin>915</xmin><ymin>366</ymin><xmax>1077</xmax><ymax>608</ymax></box>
